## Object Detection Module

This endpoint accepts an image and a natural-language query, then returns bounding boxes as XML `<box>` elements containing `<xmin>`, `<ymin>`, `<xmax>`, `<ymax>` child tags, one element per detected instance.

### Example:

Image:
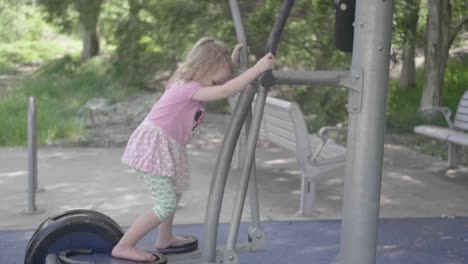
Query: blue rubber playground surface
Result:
<box><xmin>2</xmin><ymin>217</ymin><xmax>468</xmax><ymax>264</ymax></box>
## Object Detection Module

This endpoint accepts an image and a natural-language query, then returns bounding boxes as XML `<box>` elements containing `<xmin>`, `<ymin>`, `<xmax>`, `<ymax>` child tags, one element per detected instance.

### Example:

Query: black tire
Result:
<box><xmin>24</xmin><ymin>209</ymin><xmax>123</xmax><ymax>264</ymax></box>
<box><xmin>25</xmin><ymin>209</ymin><xmax>122</xmax><ymax>257</ymax></box>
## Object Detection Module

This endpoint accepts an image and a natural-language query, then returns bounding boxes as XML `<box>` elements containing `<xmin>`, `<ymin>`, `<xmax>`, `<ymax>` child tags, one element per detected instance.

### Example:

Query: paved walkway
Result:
<box><xmin>1</xmin><ymin>114</ymin><xmax>468</xmax><ymax>230</ymax></box>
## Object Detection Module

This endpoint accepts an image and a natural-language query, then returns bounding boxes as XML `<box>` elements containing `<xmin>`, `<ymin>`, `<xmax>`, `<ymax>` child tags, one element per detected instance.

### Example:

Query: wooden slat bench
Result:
<box><xmin>414</xmin><ymin>90</ymin><xmax>468</xmax><ymax>168</ymax></box>
<box><xmin>259</xmin><ymin>96</ymin><xmax>347</xmax><ymax>216</ymax></box>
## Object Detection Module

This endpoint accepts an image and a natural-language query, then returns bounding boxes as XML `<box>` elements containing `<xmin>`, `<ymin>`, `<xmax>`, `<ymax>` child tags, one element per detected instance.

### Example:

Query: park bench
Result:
<box><xmin>259</xmin><ymin>96</ymin><xmax>347</xmax><ymax>216</ymax></box>
<box><xmin>414</xmin><ymin>90</ymin><xmax>468</xmax><ymax>168</ymax></box>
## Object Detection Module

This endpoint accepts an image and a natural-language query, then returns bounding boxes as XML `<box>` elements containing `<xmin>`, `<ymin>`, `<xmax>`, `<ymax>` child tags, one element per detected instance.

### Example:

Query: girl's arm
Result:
<box><xmin>192</xmin><ymin>53</ymin><xmax>275</xmax><ymax>102</ymax></box>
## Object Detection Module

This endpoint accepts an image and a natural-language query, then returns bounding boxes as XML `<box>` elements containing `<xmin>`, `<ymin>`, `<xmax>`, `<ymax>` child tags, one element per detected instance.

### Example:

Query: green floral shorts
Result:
<box><xmin>139</xmin><ymin>172</ymin><xmax>182</xmax><ymax>221</ymax></box>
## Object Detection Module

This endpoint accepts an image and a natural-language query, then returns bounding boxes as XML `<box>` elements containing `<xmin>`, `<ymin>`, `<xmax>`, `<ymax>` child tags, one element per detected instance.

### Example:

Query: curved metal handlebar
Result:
<box><xmin>260</xmin><ymin>0</ymin><xmax>295</xmax><ymax>88</ymax></box>
<box><xmin>265</xmin><ymin>0</ymin><xmax>295</xmax><ymax>55</ymax></box>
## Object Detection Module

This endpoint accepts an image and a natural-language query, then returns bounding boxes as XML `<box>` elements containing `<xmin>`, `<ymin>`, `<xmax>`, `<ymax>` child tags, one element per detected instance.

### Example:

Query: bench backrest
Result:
<box><xmin>261</xmin><ymin>97</ymin><xmax>311</xmax><ymax>167</ymax></box>
<box><xmin>454</xmin><ymin>91</ymin><xmax>468</xmax><ymax>131</ymax></box>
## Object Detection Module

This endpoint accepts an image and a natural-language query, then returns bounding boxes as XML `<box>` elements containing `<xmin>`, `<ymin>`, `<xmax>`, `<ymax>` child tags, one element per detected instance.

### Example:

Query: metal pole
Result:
<box><xmin>229</xmin><ymin>0</ymin><xmax>248</xmax><ymax>69</ymax></box>
<box><xmin>200</xmin><ymin>1</ymin><xmax>262</xmax><ymax>262</ymax></box>
<box><xmin>225</xmin><ymin>85</ymin><xmax>268</xmax><ymax>256</ymax></box>
<box><xmin>25</xmin><ymin>97</ymin><xmax>43</xmax><ymax>214</ymax></box>
<box><xmin>272</xmin><ymin>70</ymin><xmax>348</xmax><ymax>86</ymax></box>
<box><xmin>229</xmin><ymin>0</ymin><xmax>262</xmax><ymax>237</ymax></box>
<box><xmin>244</xmin><ymin>113</ymin><xmax>261</xmax><ymax>230</ymax></box>
<box><xmin>339</xmin><ymin>0</ymin><xmax>394</xmax><ymax>263</ymax></box>
<box><xmin>229</xmin><ymin>0</ymin><xmax>249</xmax><ymax>170</ymax></box>
<box><xmin>28</xmin><ymin>97</ymin><xmax>37</xmax><ymax>213</ymax></box>
<box><xmin>201</xmin><ymin>83</ymin><xmax>258</xmax><ymax>263</ymax></box>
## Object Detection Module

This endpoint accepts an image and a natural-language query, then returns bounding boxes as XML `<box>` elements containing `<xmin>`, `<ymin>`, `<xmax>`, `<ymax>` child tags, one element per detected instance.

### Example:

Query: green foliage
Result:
<box><xmin>386</xmin><ymin>77</ymin><xmax>425</xmax><ymax>132</ymax></box>
<box><xmin>442</xmin><ymin>59</ymin><xmax>468</xmax><ymax>109</ymax></box>
<box><xmin>393</xmin><ymin>0</ymin><xmax>421</xmax><ymax>47</ymax></box>
<box><xmin>0</xmin><ymin>40</ymin><xmax>79</xmax><ymax>64</ymax></box>
<box><xmin>451</xmin><ymin>0</ymin><xmax>468</xmax><ymax>48</ymax></box>
<box><xmin>0</xmin><ymin>56</ymin><xmax>138</xmax><ymax>146</ymax></box>
<box><xmin>0</xmin><ymin>61</ymin><xmax>17</xmax><ymax>75</ymax></box>
<box><xmin>276</xmin><ymin>85</ymin><xmax>348</xmax><ymax>133</ymax></box>
<box><xmin>0</xmin><ymin>0</ymin><xmax>80</xmax><ymax>69</ymax></box>
<box><xmin>1</xmin><ymin>0</ymin><xmax>467</xmax><ymax>147</ymax></box>
<box><xmin>0</xmin><ymin>1</ymin><xmax>56</xmax><ymax>43</ymax></box>
<box><xmin>387</xmin><ymin>59</ymin><xmax>468</xmax><ymax>132</ymax></box>
<box><xmin>37</xmin><ymin>0</ymin><xmax>79</xmax><ymax>33</ymax></box>
<box><xmin>100</xmin><ymin>0</ymin><xmax>235</xmax><ymax>85</ymax></box>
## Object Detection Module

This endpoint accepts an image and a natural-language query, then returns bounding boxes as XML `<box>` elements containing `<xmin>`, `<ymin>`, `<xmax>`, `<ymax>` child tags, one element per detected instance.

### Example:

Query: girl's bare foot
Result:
<box><xmin>155</xmin><ymin>235</ymin><xmax>195</xmax><ymax>249</ymax></box>
<box><xmin>111</xmin><ymin>244</ymin><xmax>156</xmax><ymax>262</ymax></box>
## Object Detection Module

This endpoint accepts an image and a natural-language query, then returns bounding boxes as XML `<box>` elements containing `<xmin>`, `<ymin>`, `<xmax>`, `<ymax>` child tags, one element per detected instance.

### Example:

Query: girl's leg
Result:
<box><xmin>155</xmin><ymin>194</ymin><xmax>194</xmax><ymax>249</ymax></box>
<box><xmin>112</xmin><ymin>209</ymin><xmax>161</xmax><ymax>261</ymax></box>
<box><xmin>155</xmin><ymin>212</ymin><xmax>176</xmax><ymax>248</ymax></box>
<box><xmin>112</xmin><ymin>173</ymin><xmax>178</xmax><ymax>261</ymax></box>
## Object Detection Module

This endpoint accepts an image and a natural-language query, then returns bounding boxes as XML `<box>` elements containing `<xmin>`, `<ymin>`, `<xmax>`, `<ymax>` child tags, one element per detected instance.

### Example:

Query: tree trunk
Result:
<box><xmin>122</xmin><ymin>0</ymin><xmax>143</xmax><ymax>84</ymax></box>
<box><xmin>399</xmin><ymin>0</ymin><xmax>420</xmax><ymax>89</ymax></box>
<box><xmin>75</xmin><ymin>0</ymin><xmax>103</xmax><ymax>61</ymax></box>
<box><xmin>420</xmin><ymin>0</ymin><xmax>451</xmax><ymax>112</ymax></box>
<box><xmin>81</xmin><ymin>28</ymin><xmax>100</xmax><ymax>61</ymax></box>
<box><xmin>400</xmin><ymin>41</ymin><xmax>416</xmax><ymax>89</ymax></box>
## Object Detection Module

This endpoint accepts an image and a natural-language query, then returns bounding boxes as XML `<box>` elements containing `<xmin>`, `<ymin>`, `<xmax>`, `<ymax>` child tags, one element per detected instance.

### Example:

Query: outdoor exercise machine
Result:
<box><xmin>24</xmin><ymin>0</ymin><xmax>394</xmax><ymax>263</ymax></box>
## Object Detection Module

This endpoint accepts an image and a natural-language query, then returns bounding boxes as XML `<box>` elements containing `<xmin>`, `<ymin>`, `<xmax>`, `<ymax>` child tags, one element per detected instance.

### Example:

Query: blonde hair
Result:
<box><xmin>171</xmin><ymin>37</ymin><xmax>234</xmax><ymax>84</ymax></box>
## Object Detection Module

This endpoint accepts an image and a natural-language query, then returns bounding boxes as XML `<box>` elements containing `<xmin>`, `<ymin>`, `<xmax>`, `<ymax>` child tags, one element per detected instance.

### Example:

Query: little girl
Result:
<box><xmin>111</xmin><ymin>37</ymin><xmax>275</xmax><ymax>262</ymax></box>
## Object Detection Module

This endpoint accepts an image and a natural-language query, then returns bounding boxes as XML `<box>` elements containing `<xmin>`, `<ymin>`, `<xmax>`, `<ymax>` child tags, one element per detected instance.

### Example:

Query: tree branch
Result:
<box><xmin>449</xmin><ymin>15</ymin><xmax>468</xmax><ymax>48</ymax></box>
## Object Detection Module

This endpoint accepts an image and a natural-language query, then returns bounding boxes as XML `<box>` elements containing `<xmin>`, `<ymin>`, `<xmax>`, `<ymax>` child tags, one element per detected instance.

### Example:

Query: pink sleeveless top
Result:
<box><xmin>121</xmin><ymin>80</ymin><xmax>206</xmax><ymax>193</ymax></box>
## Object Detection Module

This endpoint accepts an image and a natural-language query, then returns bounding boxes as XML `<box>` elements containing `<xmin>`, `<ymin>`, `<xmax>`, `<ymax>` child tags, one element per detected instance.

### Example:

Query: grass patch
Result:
<box><xmin>0</xmin><ymin>39</ymin><xmax>80</xmax><ymax>65</ymax></box>
<box><xmin>0</xmin><ymin>60</ymin><xmax>17</xmax><ymax>75</ymax></box>
<box><xmin>0</xmin><ymin>55</ymin><xmax>139</xmax><ymax>146</ymax></box>
<box><xmin>386</xmin><ymin>59</ymin><xmax>468</xmax><ymax>132</ymax></box>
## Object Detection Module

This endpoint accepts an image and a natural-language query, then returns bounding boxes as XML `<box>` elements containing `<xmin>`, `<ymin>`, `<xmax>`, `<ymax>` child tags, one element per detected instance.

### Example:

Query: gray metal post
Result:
<box><xmin>244</xmin><ymin>114</ymin><xmax>261</xmax><ymax>230</ymax></box>
<box><xmin>339</xmin><ymin>0</ymin><xmax>394</xmax><ymax>264</ymax></box>
<box><xmin>28</xmin><ymin>97</ymin><xmax>37</xmax><ymax>212</ymax></box>
<box><xmin>229</xmin><ymin>0</ymin><xmax>262</xmax><ymax>238</ymax></box>
<box><xmin>24</xmin><ymin>97</ymin><xmax>43</xmax><ymax>215</ymax></box>
<box><xmin>229</xmin><ymin>0</ymin><xmax>249</xmax><ymax>170</ymax></box>
<box><xmin>201</xmin><ymin>82</ymin><xmax>258</xmax><ymax>263</ymax></box>
<box><xmin>224</xmin><ymin>86</ymin><xmax>268</xmax><ymax>263</ymax></box>
<box><xmin>200</xmin><ymin>1</ymin><xmax>264</xmax><ymax>262</ymax></box>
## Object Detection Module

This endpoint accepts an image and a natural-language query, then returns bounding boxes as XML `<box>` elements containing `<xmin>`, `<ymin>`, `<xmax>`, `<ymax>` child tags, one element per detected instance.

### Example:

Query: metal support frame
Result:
<box><xmin>272</xmin><ymin>68</ymin><xmax>363</xmax><ymax>113</ymax></box>
<box><xmin>202</xmin><ymin>1</ymin><xmax>294</xmax><ymax>263</ymax></box>
<box><xmin>201</xmin><ymin>80</ymin><xmax>258</xmax><ymax>263</ymax></box>
<box><xmin>339</xmin><ymin>1</ymin><xmax>394</xmax><ymax>264</ymax></box>
<box><xmin>198</xmin><ymin>0</ymin><xmax>393</xmax><ymax>263</ymax></box>
<box><xmin>228</xmin><ymin>0</ymin><xmax>263</xmax><ymax>237</ymax></box>
<box><xmin>223</xmin><ymin>85</ymin><xmax>268</xmax><ymax>264</ymax></box>
<box><xmin>226</xmin><ymin>0</ymin><xmax>265</xmax><ymax>260</ymax></box>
